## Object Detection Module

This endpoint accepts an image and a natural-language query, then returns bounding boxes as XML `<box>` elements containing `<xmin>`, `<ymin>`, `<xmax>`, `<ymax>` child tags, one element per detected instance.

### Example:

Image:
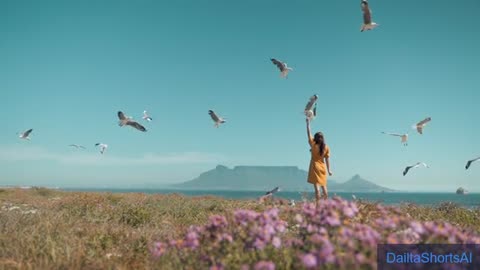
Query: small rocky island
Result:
<box><xmin>456</xmin><ymin>187</ymin><xmax>468</xmax><ymax>195</ymax></box>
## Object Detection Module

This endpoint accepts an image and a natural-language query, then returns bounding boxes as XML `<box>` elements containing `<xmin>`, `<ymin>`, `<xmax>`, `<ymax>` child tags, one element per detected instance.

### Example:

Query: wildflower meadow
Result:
<box><xmin>0</xmin><ymin>188</ymin><xmax>479</xmax><ymax>269</ymax></box>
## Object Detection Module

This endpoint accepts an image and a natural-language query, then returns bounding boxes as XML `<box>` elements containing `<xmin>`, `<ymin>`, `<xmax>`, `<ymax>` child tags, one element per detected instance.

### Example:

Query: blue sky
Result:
<box><xmin>1</xmin><ymin>0</ymin><xmax>479</xmax><ymax>191</ymax></box>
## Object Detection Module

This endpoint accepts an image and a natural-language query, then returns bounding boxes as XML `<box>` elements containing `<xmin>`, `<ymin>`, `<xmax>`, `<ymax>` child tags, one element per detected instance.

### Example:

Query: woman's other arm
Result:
<box><xmin>325</xmin><ymin>158</ymin><xmax>333</xmax><ymax>176</ymax></box>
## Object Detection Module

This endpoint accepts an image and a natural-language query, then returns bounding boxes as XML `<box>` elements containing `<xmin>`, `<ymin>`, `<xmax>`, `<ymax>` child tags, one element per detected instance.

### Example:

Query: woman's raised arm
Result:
<box><xmin>306</xmin><ymin>118</ymin><xmax>312</xmax><ymax>142</ymax></box>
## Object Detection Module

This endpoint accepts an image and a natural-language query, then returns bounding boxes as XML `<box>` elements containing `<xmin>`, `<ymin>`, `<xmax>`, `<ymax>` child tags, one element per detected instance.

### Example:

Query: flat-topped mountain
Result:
<box><xmin>332</xmin><ymin>174</ymin><xmax>394</xmax><ymax>192</ymax></box>
<box><xmin>172</xmin><ymin>165</ymin><xmax>394</xmax><ymax>192</ymax></box>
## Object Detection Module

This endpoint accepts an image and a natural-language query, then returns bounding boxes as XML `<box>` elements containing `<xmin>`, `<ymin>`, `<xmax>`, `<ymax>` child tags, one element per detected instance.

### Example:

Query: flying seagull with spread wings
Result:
<box><xmin>265</xmin><ymin>186</ymin><xmax>280</xmax><ymax>196</ymax></box>
<box><xmin>466</xmin><ymin>157</ymin><xmax>480</xmax><ymax>170</ymax></box>
<box><xmin>142</xmin><ymin>110</ymin><xmax>153</xmax><ymax>122</ymax></box>
<box><xmin>95</xmin><ymin>143</ymin><xmax>108</xmax><ymax>154</ymax></box>
<box><xmin>69</xmin><ymin>144</ymin><xmax>86</xmax><ymax>149</ymax></box>
<box><xmin>208</xmin><ymin>110</ymin><xmax>226</xmax><ymax>128</ymax></box>
<box><xmin>118</xmin><ymin>111</ymin><xmax>147</xmax><ymax>132</ymax></box>
<box><xmin>18</xmin><ymin>129</ymin><xmax>33</xmax><ymax>140</ymax></box>
<box><xmin>403</xmin><ymin>162</ymin><xmax>429</xmax><ymax>176</ymax></box>
<box><xmin>304</xmin><ymin>95</ymin><xmax>318</xmax><ymax>120</ymax></box>
<box><xmin>413</xmin><ymin>117</ymin><xmax>432</xmax><ymax>135</ymax></box>
<box><xmin>271</xmin><ymin>58</ymin><xmax>293</xmax><ymax>78</ymax></box>
<box><xmin>360</xmin><ymin>0</ymin><xmax>379</xmax><ymax>32</ymax></box>
<box><xmin>382</xmin><ymin>132</ymin><xmax>409</xmax><ymax>146</ymax></box>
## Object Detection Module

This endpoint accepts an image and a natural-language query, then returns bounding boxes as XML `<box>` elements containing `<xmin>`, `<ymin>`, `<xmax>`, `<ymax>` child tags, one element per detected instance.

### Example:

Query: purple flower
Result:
<box><xmin>253</xmin><ymin>238</ymin><xmax>266</xmax><ymax>250</ymax></box>
<box><xmin>151</xmin><ymin>241</ymin><xmax>166</xmax><ymax>257</ymax></box>
<box><xmin>317</xmin><ymin>240</ymin><xmax>336</xmax><ymax>264</ymax></box>
<box><xmin>264</xmin><ymin>208</ymin><xmax>279</xmax><ymax>219</ymax></box>
<box><xmin>240</xmin><ymin>265</ymin><xmax>250</xmax><ymax>270</ymax></box>
<box><xmin>306</xmin><ymin>224</ymin><xmax>316</xmax><ymax>233</ymax></box>
<box><xmin>234</xmin><ymin>209</ymin><xmax>259</xmax><ymax>225</ymax></box>
<box><xmin>294</xmin><ymin>214</ymin><xmax>303</xmax><ymax>223</ymax></box>
<box><xmin>409</xmin><ymin>221</ymin><xmax>425</xmax><ymax>235</ymax></box>
<box><xmin>300</xmin><ymin>253</ymin><xmax>317</xmax><ymax>268</ymax></box>
<box><xmin>284</xmin><ymin>238</ymin><xmax>304</xmax><ymax>248</ymax></box>
<box><xmin>220</xmin><ymin>233</ymin><xmax>233</xmax><ymax>243</ymax></box>
<box><xmin>185</xmin><ymin>230</ymin><xmax>200</xmax><ymax>249</ymax></box>
<box><xmin>375</xmin><ymin>218</ymin><xmax>397</xmax><ymax>230</ymax></box>
<box><xmin>309</xmin><ymin>233</ymin><xmax>327</xmax><ymax>245</ymax></box>
<box><xmin>272</xmin><ymin>236</ymin><xmax>281</xmax><ymax>248</ymax></box>
<box><xmin>355</xmin><ymin>253</ymin><xmax>366</xmax><ymax>264</ymax></box>
<box><xmin>254</xmin><ymin>261</ymin><xmax>275</xmax><ymax>270</ymax></box>
<box><xmin>324</xmin><ymin>212</ymin><xmax>341</xmax><ymax>226</ymax></box>
<box><xmin>343</xmin><ymin>203</ymin><xmax>358</xmax><ymax>218</ymax></box>
<box><xmin>275</xmin><ymin>221</ymin><xmax>287</xmax><ymax>233</ymax></box>
<box><xmin>208</xmin><ymin>215</ymin><xmax>228</xmax><ymax>229</ymax></box>
<box><xmin>264</xmin><ymin>224</ymin><xmax>275</xmax><ymax>236</ymax></box>
<box><xmin>210</xmin><ymin>264</ymin><xmax>224</xmax><ymax>270</ymax></box>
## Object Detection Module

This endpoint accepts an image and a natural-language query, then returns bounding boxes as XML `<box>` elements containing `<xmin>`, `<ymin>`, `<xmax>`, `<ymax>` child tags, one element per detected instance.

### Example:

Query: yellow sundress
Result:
<box><xmin>307</xmin><ymin>136</ymin><xmax>330</xmax><ymax>186</ymax></box>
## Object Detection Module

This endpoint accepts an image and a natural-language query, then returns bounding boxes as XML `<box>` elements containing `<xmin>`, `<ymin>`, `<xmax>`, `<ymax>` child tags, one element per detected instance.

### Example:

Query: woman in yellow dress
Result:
<box><xmin>306</xmin><ymin>118</ymin><xmax>333</xmax><ymax>203</ymax></box>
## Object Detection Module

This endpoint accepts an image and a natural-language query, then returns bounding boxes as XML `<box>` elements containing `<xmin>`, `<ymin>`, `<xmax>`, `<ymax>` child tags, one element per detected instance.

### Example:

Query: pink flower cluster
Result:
<box><xmin>151</xmin><ymin>197</ymin><xmax>480</xmax><ymax>269</ymax></box>
<box><xmin>233</xmin><ymin>208</ymin><xmax>286</xmax><ymax>250</ymax></box>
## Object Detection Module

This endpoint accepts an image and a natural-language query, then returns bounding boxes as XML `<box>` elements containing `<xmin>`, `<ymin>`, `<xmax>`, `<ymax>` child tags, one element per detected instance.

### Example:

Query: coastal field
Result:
<box><xmin>0</xmin><ymin>188</ymin><xmax>479</xmax><ymax>270</ymax></box>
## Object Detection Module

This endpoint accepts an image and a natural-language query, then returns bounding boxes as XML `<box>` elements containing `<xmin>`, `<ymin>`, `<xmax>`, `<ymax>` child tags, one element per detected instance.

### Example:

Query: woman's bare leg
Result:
<box><xmin>314</xmin><ymin>184</ymin><xmax>321</xmax><ymax>205</ymax></box>
<box><xmin>321</xmin><ymin>185</ymin><xmax>328</xmax><ymax>200</ymax></box>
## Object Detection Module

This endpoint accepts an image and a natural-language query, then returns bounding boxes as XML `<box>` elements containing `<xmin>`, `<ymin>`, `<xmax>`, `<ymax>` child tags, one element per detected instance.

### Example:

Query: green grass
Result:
<box><xmin>0</xmin><ymin>189</ymin><xmax>478</xmax><ymax>269</ymax></box>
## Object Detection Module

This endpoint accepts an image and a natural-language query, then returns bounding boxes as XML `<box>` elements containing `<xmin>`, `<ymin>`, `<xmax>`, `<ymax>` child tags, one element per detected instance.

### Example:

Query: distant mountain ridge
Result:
<box><xmin>172</xmin><ymin>165</ymin><xmax>394</xmax><ymax>192</ymax></box>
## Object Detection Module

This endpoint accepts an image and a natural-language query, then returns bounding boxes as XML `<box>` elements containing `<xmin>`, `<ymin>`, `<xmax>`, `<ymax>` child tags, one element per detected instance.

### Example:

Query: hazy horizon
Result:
<box><xmin>2</xmin><ymin>0</ymin><xmax>479</xmax><ymax>192</ymax></box>
<box><xmin>0</xmin><ymin>164</ymin><xmax>476</xmax><ymax>193</ymax></box>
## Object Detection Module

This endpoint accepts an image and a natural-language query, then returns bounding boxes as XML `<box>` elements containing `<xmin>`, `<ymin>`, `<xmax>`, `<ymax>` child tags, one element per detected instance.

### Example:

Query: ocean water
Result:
<box><xmin>62</xmin><ymin>188</ymin><xmax>480</xmax><ymax>208</ymax></box>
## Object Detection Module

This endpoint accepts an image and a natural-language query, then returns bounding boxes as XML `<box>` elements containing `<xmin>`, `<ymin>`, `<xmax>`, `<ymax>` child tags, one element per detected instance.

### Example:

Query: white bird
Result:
<box><xmin>118</xmin><ymin>111</ymin><xmax>147</xmax><ymax>132</ymax></box>
<box><xmin>18</xmin><ymin>129</ymin><xmax>33</xmax><ymax>140</ymax></box>
<box><xmin>403</xmin><ymin>162</ymin><xmax>429</xmax><ymax>176</ymax></box>
<box><xmin>95</xmin><ymin>143</ymin><xmax>108</xmax><ymax>154</ymax></box>
<box><xmin>360</xmin><ymin>0</ymin><xmax>379</xmax><ymax>32</ymax></box>
<box><xmin>271</xmin><ymin>58</ymin><xmax>293</xmax><ymax>78</ymax></box>
<box><xmin>465</xmin><ymin>157</ymin><xmax>480</xmax><ymax>170</ymax></box>
<box><xmin>142</xmin><ymin>110</ymin><xmax>153</xmax><ymax>122</ymax></box>
<box><xmin>265</xmin><ymin>186</ymin><xmax>280</xmax><ymax>196</ymax></box>
<box><xmin>289</xmin><ymin>199</ymin><xmax>296</xmax><ymax>207</ymax></box>
<box><xmin>69</xmin><ymin>144</ymin><xmax>86</xmax><ymax>149</ymax></box>
<box><xmin>382</xmin><ymin>132</ymin><xmax>409</xmax><ymax>146</ymax></box>
<box><xmin>304</xmin><ymin>95</ymin><xmax>318</xmax><ymax>120</ymax></box>
<box><xmin>208</xmin><ymin>110</ymin><xmax>226</xmax><ymax>128</ymax></box>
<box><xmin>412</xmin><ymin>117</ymin><xmax>432</xmax><ymax>135</ymax></box>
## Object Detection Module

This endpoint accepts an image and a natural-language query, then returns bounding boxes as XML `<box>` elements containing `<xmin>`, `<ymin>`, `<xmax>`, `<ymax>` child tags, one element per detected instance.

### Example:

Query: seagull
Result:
<box><xmin>360</xmin><ymin>0</ymin><xmax>379</xmax><ymax>32</ymax></box>
<box><xmin>69</xmin><ymin>144</ymin><xmax>86</xmax><ymax>149</ymax></box>
<box><xmin>95</xmin><ymin>143</ymin><xmax>108</xmax><ymax>154</ymax></box>
<box><xmin>265</xmin><ymin>186</ymin><xmax>280</xmax><ymax>196</ymax></box>
<box><xmin>18</xmin><ymin>129</ymin><xmax>33</xmax><ymax>140</ymax></box>
<box><xmin>403</xmin><ymin>162</ymin><xmax>429</xmax><ymax>176</ymax></box>
<box><xmin>142</xmin><ymin>110</ymin><xmax>153</xmax><ymax>122</ymax></box>
<box><xmin>466</xmin><ymin>157</ymin><xmax>480</xmax><ymax>170</ymax></box>
<box><xmin>304</xmin><ymin>95</ymin><xmax>318</xmax><ymax>120</ymax></box>
<box><xmin>413</xmin><ymin>117</ymin><xmax>432</xmax><ymax>135</ymax></box>
<box><xmin>289</xmin><ymin>199</ymin><xmax>296</xmax><ymax>207</ymax></box>
<box><xmin>208</xmin><ymin>110</ymin><xmax>226</xmax><ymax>128</ymax></box>
<box><xmin>305</xmin><ymin>110</ymin><xmax>315</xmax><ymax>120</ymax></box>
<box><xmin>271</xmin><ymin>58</ymin><xmax>293</xmax><ymax>78</ymax></box>
<box><xmin>382</xmin><ymin>132</ymin><xmax>409</xmax><ymax>146</ymax></box>
<box><xmin>118</xmin><ymin>111</ymin><xmax>147</xmax><ymax>132</ymax></box>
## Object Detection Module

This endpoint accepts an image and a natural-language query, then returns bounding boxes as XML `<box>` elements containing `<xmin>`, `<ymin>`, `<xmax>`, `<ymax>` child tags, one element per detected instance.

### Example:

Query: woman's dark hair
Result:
<box><xmin>313</xmin><ymin>132</ymin><xmax>325</xmax><ymax>156</ymax></box>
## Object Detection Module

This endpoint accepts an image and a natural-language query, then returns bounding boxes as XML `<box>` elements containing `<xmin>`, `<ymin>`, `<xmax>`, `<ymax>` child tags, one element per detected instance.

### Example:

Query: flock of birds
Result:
<box><xmin>16</xmin><ymin>110</ymin><xmax>155</xmax><ymax>155</ymax></box>
<box><xmin>381</xmin><ymin>116</ymin><xmax>480</xmax><ymax>175</ymax></box>
<box><xmin>13</xmin><ymin>0</ymin><xmax>478</xmax><ymax>196</ymax></box>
